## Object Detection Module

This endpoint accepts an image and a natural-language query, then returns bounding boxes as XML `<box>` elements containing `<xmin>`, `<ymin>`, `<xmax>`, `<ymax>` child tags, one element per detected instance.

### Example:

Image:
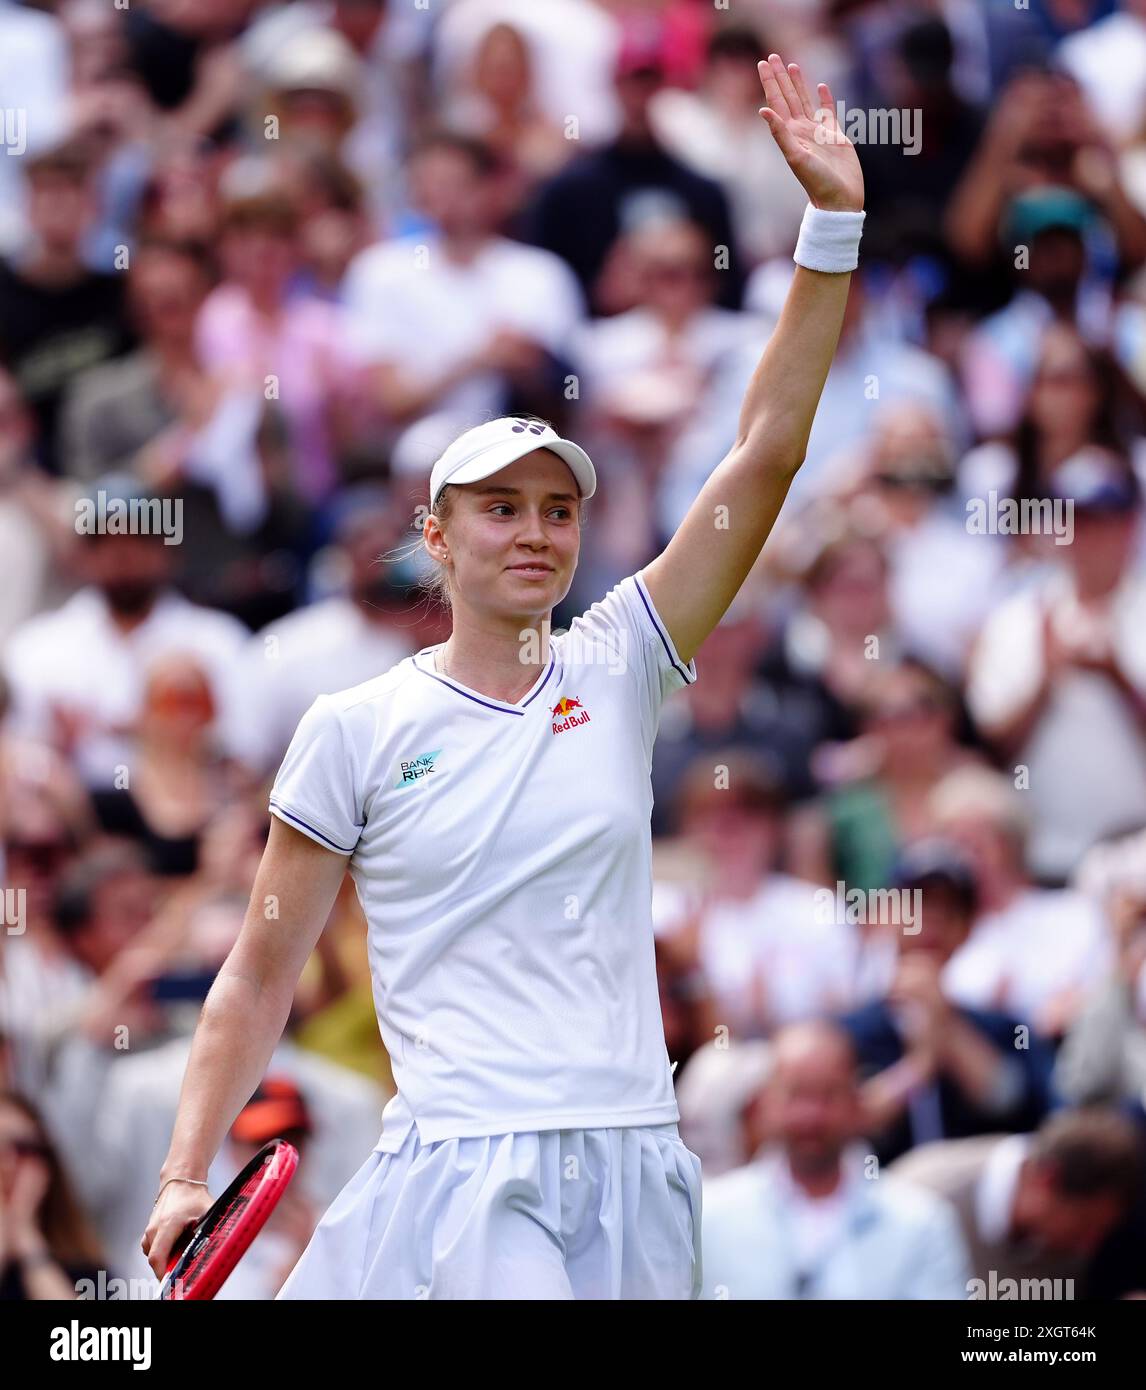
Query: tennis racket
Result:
<box><xmin>158</xmin><ymin>1138</ymin><xmax>299</xmax><ymax>1300</ymax></box>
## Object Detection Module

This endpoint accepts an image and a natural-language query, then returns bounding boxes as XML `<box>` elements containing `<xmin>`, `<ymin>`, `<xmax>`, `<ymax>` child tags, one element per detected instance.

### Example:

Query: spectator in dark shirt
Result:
<box><xmin>522</xmin><ymin>18</ymin><xmax>743</xmax><ymax>311</ymax></box>
<box><xmin>839</xmin><ymin>839</ymin><xmax>1055</xmax><ymax>1166</ymax></box>
<box><xmin>0</xmin><ymin>139</ymin><xmax>134</xmax><ymax>474</ymax></box>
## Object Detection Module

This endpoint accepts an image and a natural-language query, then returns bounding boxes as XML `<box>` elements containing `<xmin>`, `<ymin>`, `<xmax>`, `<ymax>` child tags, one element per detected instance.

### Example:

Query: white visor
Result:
<box><xmin>429</xmin><ymin>417</ymin><xmax>597</xmax><ymax>509</ymax></box>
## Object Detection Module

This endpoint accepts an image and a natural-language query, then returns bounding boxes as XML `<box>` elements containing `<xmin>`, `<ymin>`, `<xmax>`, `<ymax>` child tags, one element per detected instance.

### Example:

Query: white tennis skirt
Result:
<box><xmin>276</xmin><ymin>1122</ymin><xmax>703</xmax><ymax>1300</ymax></box>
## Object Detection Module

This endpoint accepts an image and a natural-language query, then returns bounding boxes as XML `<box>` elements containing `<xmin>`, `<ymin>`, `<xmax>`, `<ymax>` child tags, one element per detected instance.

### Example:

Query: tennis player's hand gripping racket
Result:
<box><xmin>158</xmin><ymin>1138</ymin><xmax>299</xmax><ymax>1300</ymax></box>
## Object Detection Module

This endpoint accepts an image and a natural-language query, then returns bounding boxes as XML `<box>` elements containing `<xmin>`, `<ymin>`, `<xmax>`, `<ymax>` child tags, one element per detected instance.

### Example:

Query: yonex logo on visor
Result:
<box><xmin>429</xmin><ymin>417</ymin><xmax>597</xmax><ymax>509</ymax></box>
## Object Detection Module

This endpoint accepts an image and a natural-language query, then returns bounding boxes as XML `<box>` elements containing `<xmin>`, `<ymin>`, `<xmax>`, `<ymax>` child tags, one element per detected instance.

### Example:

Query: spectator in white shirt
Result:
<box><xmin>965</xmin><ymin>449</ymin><xmax>1146</xmax><ymax>882</ymax></box>
<box><xmin>657</xmin><ymin>749</ymin><xmax>860</xmax><ymax>1039</ymax></box>
<box><xmin>341</xmin><ymin>131</ymin><xmax>584</xmax><ymax>458</ymax></box>
<box><xmin>701</xmin><ymin>1020</ymin><xmax>971</xmax><ymax>1299</ymax></box>
<box><xmin>931</xmin><ymin>765</ymin><xmax>1114</xmax><ymax>1037</ymax></box>
<box><xmin>3</xmin><ymin>481</ymin><xmax>251</xmax><ymax>788</ymax></box>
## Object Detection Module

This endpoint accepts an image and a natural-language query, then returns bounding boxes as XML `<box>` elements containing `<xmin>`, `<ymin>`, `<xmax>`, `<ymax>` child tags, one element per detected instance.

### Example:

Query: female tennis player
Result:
<box><xmin>143</xmin><ymin>55</ymin><xmax>864</xmax><ymax>1299</ymax></box>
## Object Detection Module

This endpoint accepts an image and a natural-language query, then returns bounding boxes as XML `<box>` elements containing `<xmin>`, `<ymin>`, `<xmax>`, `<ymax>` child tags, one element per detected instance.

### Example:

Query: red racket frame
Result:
<box><xmin>159</xmin><ymin>1138</ymin><xmax>299</xmax><ymax>1301</ymax></box>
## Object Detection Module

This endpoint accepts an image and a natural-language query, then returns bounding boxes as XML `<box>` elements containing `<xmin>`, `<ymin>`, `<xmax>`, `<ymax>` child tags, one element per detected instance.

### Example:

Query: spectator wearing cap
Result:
<box><xmin>522</xmin><ymin>17</ymin><xmax>744</xmax><ymax>313</ymax></box>
<box><xmin>701</xmin><ymin>1021</ymin><xmax>971</xmax><ymax>1299</ymax></box>
<box><xmin>215</xmin><ymin>1078</ymin><xmax>318</xmax><ymax>1299</ymax></box>
<box><xmin>655</xmin><ymin>749</ymin><xmax>861</xmax><ymax>1039</ymax></box>
<box><xmin>930</xmin><ymin>766</ymin><xmax>1113</xmax><ymax>1038</ymax></box>
<box><xmin>955</xmin><ymin>135</ymin><xmax>1146</xmax><ymax>438</ymax></box>
<box><xmin>0</xmin><ymin>139</ymin><xmax>135</xmax><ymax>474</ymax></box>
<box><xmin>341</xmin><ymin>131</ymin><xmax>584</xmax><ymax>460</ymax></box>
<box><xmin>891</xmin><ymin>1106</ymin><xmax>1144</xmax><ymax>1296</ymax></box>
<box><xmin>966</xmin><ymin>449</ymin><xmax>1146</xmax><ymax>883</ymax></box>
<box><xmin>2</xmin><ymin>485</ymin><xmax>251</xmax><ymax>790</ymax></box>
<box><xmin>839</xmin><ymin>838</ymin><xmax>1055</xmax><ymax>1167</ymax></box>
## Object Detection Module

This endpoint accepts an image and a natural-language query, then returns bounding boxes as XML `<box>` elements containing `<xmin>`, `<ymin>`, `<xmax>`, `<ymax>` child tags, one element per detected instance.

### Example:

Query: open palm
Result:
<box><xmin>757</xmin><ymin>54</ymin><xmax>865</xmax><ymax>213</ymax></box>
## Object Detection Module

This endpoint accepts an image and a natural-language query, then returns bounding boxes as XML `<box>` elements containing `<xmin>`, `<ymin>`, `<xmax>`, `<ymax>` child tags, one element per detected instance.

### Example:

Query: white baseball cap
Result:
<box><xmin>429</xmin><ymin>417</ymin><xmax>597</xmax><ymax>509</ymax></box>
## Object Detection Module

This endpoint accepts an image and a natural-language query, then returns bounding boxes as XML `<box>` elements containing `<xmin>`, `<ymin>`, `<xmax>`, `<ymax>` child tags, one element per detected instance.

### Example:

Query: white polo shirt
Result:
<box><xmin>269</xmin><ymin>570</ymin><xmax>697</xmax><ymax>1149</ymax></box>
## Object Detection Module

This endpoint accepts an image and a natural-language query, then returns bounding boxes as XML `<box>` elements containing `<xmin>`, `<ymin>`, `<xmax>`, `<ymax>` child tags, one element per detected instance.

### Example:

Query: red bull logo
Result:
<box><xmin>551</xmin><ymin>695</ymin><xmax>590</xmax><ymax>735</ymax></box>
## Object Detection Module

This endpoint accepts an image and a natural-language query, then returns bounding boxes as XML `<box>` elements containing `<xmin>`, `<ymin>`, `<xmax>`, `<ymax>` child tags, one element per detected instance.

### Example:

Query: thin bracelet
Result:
<box><xmin>156</xmin><ymin>1175</ymin><xmax>209</xmax><ymax>1202</ymax></box>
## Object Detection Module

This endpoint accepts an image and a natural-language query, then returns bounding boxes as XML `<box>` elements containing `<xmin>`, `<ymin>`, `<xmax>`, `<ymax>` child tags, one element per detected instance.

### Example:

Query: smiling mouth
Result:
<box><xmin>508</xmin><ymin>565</ymin><xmax>553</xmax><ymax>576</ymax></box>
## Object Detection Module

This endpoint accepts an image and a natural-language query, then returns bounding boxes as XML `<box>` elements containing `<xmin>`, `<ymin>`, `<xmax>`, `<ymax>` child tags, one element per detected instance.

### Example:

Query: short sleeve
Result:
<box><xmin>567</xmin><ymin>571</ymin><xmax>697</xmax><ymax>754</ymax></box>
<box><xmin>268</xmin><ymin>695</ymin><xmax>364</xmax><ymax>855</ymax></box>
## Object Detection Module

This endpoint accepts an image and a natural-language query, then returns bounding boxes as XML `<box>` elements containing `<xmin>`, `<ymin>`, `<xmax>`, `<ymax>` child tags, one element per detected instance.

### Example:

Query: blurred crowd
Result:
<box><xmin>3</xmin><ymin>0</ymin><xmax>1146</xmax><ymax>1301</ymax></box>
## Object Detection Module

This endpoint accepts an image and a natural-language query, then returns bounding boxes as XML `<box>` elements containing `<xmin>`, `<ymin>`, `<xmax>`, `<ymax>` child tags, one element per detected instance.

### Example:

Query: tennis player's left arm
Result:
<box><xmin>642</xmin><ymin>54</ymin><xmax>864</xmax><ymax>668</ymax></box>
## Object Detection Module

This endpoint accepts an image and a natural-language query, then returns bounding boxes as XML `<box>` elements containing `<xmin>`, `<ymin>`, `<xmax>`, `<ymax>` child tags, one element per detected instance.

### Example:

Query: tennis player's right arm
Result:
<box><xmin>142</xmin><ymin>817</ymin><xmax>349</xmax><ymax>1277</ymax></box>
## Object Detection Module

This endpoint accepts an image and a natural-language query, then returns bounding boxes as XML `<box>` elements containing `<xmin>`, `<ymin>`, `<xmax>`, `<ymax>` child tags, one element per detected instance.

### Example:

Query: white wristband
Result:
<box><xmin>793</xmin><ymin>205</ymin><xmax>866</xmax><ymax>273</ymax></box>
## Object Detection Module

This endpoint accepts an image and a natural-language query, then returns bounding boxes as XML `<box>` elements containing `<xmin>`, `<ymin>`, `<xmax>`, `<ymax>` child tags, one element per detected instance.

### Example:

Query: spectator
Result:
<box><xmin>342</xmin><ymin>131</ymin><xmax>584</xmax><ymax>456</ymax></box>
<box><xmin>701</xmin><ymin>1021</ymin><xmax>971</xmax><ymax>1298</ymax></box>
<box><xmin>657</xmin><ymin>749</ymin><xmax>860</xmax><ymax>1039</ymax></box>
<box><xmin>60</xmin><ymin>237</ymin><xmax>215</xmax><ymax>484</ymax></box>
<box><xmin>839</xmin><ymin>839</ymin><xmax>1055</xmax><ymax>1166</ymax></box>
<box><xmin>1056</xmin><ymin>885</ymin><xmax>1146</xmax><ymax>1107</ymax></box>
<box><xmin>650</xmin><ymin>24</ymin><xmax>808</xmax><ymax>266</ymax></box>
<box><xmin>932</xmin><ymin>766</ymin><xmax>1113</xmax><ymax>1038</ymax></box>
<box><xmin>966</xmin><ymin>450</ymin><xmax>1146</xmax><ymax>882</ymax></box>
<box><xmin>797</xmin><ymin>662</ymin><xmax>982</xmax><ymax>894</ymax></box>
<box><xmin>890</xmin><ymin>1106</ymin><xmax>1144</xmax><ymax>1295</ymax></box>
<box><xmin>2</xmin><ymin>488</ymin><xmax>251</xmax><ymax>790</ymax></box>
<box><xmin>0</xmin><ymin>1091</ymin><xmax>102</xmax><ymax>1300</ymax></box>
<box><xmin>243</xmin><ymin>488</ymin><xmax>419</xmax><ymax>772</ymax></box>
<box><xmin>0</xmin><ymin>139</ymin><xmax>135</xmax><ymax>473</ymax></box>
<box><xmin>193</xmin><ymin>187</ymin><xmax>353</xmax><ymax>509</ymax></box>
<box><xmin>523</xmin><ymin>17</ymin><xmax>743</xmax><ymax>312</ymax></box>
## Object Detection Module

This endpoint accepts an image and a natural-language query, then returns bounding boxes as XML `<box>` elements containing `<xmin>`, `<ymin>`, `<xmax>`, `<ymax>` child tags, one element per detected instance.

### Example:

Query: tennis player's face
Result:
<box><xmin>449</xmin><ymin>449</ymin><xmax>580</xmax><ymax>620</ymax></box>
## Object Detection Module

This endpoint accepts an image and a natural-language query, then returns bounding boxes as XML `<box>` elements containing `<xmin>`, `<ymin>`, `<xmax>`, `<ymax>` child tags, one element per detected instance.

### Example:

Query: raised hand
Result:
<box><xmin>757</xmin><ymin>54</ymin><xmax>865</xmax><ymax>213</ymax></box>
